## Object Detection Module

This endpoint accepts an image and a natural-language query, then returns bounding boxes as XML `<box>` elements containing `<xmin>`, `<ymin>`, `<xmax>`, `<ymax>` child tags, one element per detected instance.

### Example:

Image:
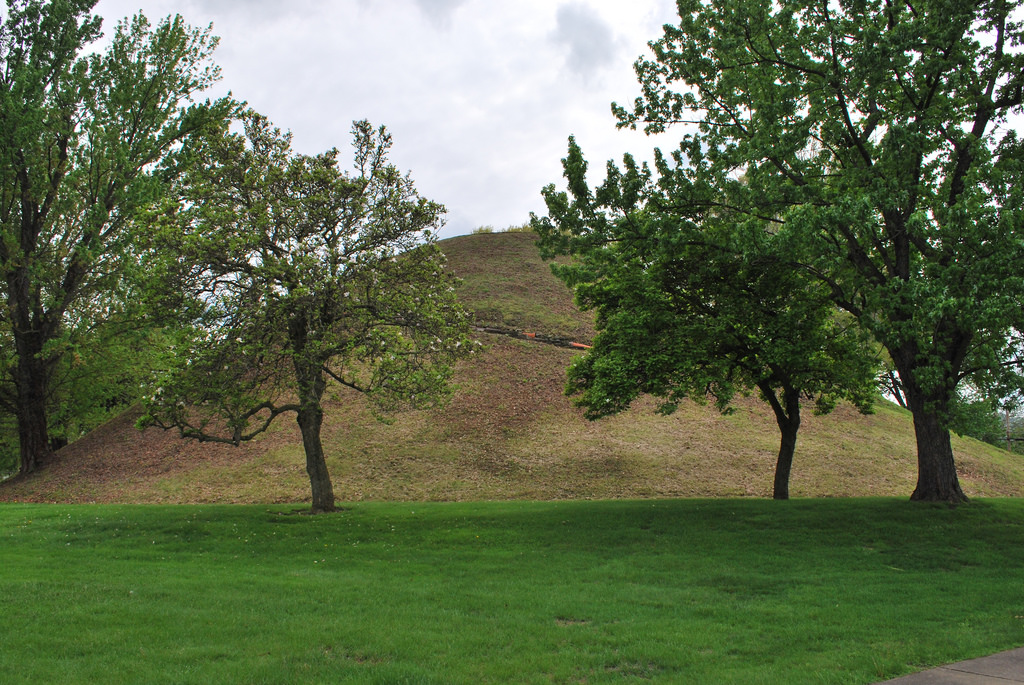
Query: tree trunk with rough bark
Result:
<box><xmin>291</xmin><ymin>320</ymin><xmax>336</xmax><ymax>513</ymax></box>
<box><xmin>13</xmin><ymin>329</ymin><xmax>54</xmax><ymax>475</ymax></box>
<box><xmin>773</xmin><ymin>417</ymin><xmax>799</xmax><ymax>501</ymax></box>
<box><xmin>760</xmin><ymin>382</ymin><xmax>801</xmax><ymax>501</ymax></box>
<box><xmin>297</xmin><ymin>401</ymin><xmax>335</xmax><ymax>513</ymax></box>
<box><xmin>17</xmin><ymin>403</ymin><xmax>52</xmax><ymax>476</ymax></box>
<box><xmin>906</xmin><ymin>393</ymin><xmax>967</xmax><ymax>504</ymax></box>
<box><xmin>893</xmin><ymin>354</ymin><xmax>968</xmax><ymax>505</ymax></box>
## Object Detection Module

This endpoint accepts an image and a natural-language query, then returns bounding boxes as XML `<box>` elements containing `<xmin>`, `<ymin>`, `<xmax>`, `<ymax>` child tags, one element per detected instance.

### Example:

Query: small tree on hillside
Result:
<box><xmin>139</xmin><ymin>113</ymin><xmax>472</xmax><ymax>513</ymax></box>
<box><xmin>533</xmin><ymin>141</ymin><xmax>878</xmax><ymax>499</ymax></box>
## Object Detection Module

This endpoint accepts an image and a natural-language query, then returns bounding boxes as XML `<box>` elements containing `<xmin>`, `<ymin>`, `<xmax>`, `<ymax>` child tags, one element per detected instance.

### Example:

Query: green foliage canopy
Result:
<box><xmin>139</xmin><ymin>112</ymin><xmax>472</xmax><ymax>513</ymax></box>
<box><xmin>0</xmin><ymin>0</ymin><xmax>233</xmax><ymax>473</ymax></box>
<box><xmin>557</xmin><ymin>0</ymin><xmax>1024</xmax><ymax>503</ymax></box>
<box><xmin>534</xmin><ymin>138</ymin><xmax>879</xmax><ymax>499</ymax></box>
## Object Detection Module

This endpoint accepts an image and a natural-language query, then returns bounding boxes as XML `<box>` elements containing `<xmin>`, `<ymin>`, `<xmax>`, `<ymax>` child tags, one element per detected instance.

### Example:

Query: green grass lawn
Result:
<box><xmin>2</xmin><ymin>498</ymin><xmax>1023</xmax><ymax>684</ymax></box>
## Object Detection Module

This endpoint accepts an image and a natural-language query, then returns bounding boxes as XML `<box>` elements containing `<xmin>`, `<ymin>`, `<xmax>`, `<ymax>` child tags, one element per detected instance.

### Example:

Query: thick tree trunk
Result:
<box><xmin>906</xmin><ymin>398</ymin><xmax>967</xmax><ymax>504</ymax></box>
<box><xmin>13</xmin><ymin>332</ymin><xmax>54</xmax><ymax>475</ymax></box>
<box><xmin>17</xmin><ymin>407</ymin><xmax>53</xmax><ymax>475</ymax></box>
<box><xmin>296</xmin><ymin>402</ymin><xmax>335</xmax><ymax>513</ymax></box>
<box><xmin>895</xmin><ymin>369</ymin><xmax>968</xmax><ymax>504</ymax></box>
<box><xmin>890</xmin><ymin>349</ymin><xmax>968</xmax><ymax>504</ymax></box>
<box><xmin>8</xmin><ymin>249</ymin><xmax>55</xmax><ymax>474</ymax></box>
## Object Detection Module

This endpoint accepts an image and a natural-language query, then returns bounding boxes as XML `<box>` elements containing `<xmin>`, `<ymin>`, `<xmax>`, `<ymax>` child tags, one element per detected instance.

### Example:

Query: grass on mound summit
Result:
<box><xmin>2</xmin><ymin>497</ymin><xmax>1023</xmax><ymax>684</ymax></box>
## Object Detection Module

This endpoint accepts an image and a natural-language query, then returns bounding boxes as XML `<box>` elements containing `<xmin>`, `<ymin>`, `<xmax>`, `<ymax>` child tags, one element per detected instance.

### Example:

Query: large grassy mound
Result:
<box><xmin>2</xmin><ymin>231</ymin><xmax>1022</xmax><ymax>504</ymax></box>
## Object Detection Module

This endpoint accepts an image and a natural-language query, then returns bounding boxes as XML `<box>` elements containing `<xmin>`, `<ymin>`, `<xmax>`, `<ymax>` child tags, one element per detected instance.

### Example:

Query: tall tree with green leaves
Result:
<box><xmin>139</xmin><ymin>113</ymin><xmax>472</xmax><ymax>513</ymax></box>
<box><xmin>534</xmin><ymin>140</ymin><xmax>878</xmax><ymax>499</ymax></box>
<box><xmin>0</xmin><ymin>0</ymin><xmax>232</xmax><ymax>475</ymax></box>
<box><xmin>582</xmin><ymin>0</ymin><xmax>1023</xmax><ymax>503</ymax></box>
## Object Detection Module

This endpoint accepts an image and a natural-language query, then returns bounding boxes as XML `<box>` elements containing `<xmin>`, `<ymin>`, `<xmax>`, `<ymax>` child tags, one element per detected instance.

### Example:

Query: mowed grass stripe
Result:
<box><xmin>2</xmin><ymin>498</ymin><xmax>1023</xmax><ymax>684</ymax></box>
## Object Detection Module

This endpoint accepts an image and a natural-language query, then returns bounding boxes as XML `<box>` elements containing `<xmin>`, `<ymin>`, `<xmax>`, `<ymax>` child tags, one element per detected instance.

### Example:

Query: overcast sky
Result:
<box><xmin>91</xmin><ymin>0</ymin><xmax>680</xmax><ymax>238</ymax></box>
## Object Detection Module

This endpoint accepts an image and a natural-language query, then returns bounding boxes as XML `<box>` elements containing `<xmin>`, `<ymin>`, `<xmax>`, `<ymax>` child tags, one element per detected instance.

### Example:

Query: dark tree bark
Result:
<box><xmin>292</xmin><ymin>320</ymin><xmax>336</xmax><ymax>513</ymax></box>
<box><xmin>7</xmin><ymin>219</ymin><xmax>53</xmax><ymax>474</ymax></box>
<box><xmin>773</xmin><ymin>418</ymin><xmax>799</xmax><ymax>501</ymax></box>
<box><xmin>16</xmin><ymin>396</ymin><xmax>52</xmax><ymax>475</ymax></box>
<box><xmin>12</xmin><ymin>323</ymin><xmax>55</xmax><ymax>475</ymax></box>
<box><xmin>905</xmin><ymin>391</ymin><xmax>968</xmax><ymax>504</ymax></box>
<box><xmin>297</xmin><ymin>402</ymin><xmax>335</xmax><ymax>514</ymax></box>
<box><xmin>891</xmin><ymin>346</ymin><xmax>969</xmax><ymax>504</ymax></box>
<box><xmin>760</xmin><ymin>381</ymin><xmax>801</xmax><ymax>500</ymax></box>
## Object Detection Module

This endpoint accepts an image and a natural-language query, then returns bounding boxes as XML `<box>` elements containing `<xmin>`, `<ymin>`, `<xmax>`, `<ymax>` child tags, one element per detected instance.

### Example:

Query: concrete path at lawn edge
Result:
<box><xmin>877</xmin><ymin>647</ymin><xmax>1024</xmax><ymax>683</ymax></box>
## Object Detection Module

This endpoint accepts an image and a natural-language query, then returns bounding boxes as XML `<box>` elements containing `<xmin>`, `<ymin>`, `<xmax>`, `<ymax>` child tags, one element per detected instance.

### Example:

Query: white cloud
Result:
<box><xmin>552</xmin><ymin>2</ymin><xmax>620</xmax><ymax>82</ymax></box>
<box><xmin>413</xmin><ymin>0</ymin><xmax>469</xmax><ymax>29</ymax></box>
<box><xmin>92</xmin><ymin>0</ymin><xmax>680</xmax><ymax>237</ymax></box>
